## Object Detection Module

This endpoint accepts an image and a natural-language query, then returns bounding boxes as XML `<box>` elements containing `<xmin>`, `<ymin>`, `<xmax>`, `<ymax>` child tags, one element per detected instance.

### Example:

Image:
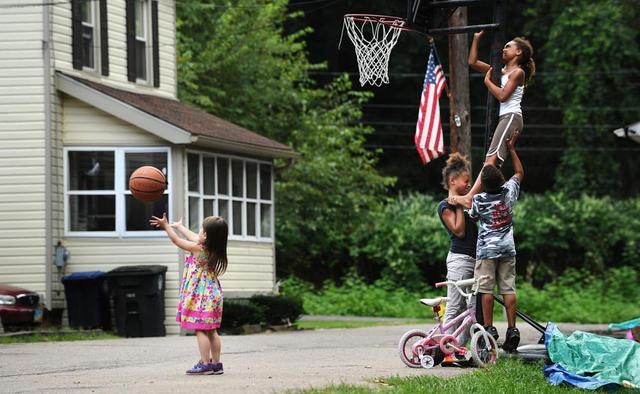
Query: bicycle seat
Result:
<box><xmin>420</xmin><ymin>297</ymin><xmax>448</xmax><ymax>307</ymax></box>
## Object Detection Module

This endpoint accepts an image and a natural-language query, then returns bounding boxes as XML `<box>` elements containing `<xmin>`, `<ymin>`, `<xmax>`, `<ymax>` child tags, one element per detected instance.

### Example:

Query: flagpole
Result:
<box><xmin>429</xmin><ymin>37</ymin><xmax>459</xmax><ymax>155</ymax></box>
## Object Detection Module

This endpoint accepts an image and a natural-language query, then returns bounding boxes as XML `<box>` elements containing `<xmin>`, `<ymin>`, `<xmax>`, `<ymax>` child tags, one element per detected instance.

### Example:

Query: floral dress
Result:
<box><xmin>176</xmin><ymin>250</ymin><xmax>223</xmax><ymax>330</ymax></box>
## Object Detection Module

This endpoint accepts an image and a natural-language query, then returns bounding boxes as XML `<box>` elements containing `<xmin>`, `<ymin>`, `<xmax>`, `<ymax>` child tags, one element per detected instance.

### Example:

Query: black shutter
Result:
<box><xmin>99</xmin><ymin>0</ymin><xmax>109</xmax><ymax>76</ymax></box>
<box><xmin>125</xmin><ymin>0</ymin><xmax>136</xmax><ymax>82</ymax></box>
<box><xmin>71</xmin><ymin>0</ymin><xmax>83</xmax><ymax>70</ymax></box>
<box><xmin>151</xmin><ymin>0</ymin><xmax>160</xmax><ymax>87</ymax></box>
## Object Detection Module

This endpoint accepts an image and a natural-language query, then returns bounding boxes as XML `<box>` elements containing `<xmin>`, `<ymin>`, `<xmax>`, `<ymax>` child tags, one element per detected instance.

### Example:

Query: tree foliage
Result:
<box><xmin>176</xmin><ymin>0</ymin><xmax>394</xmax><ymax>281</ymax></box>
<box><xmin>525</xmin><ymin>0</ymin><xmax>640</xmax><ymax>196</ymax></box>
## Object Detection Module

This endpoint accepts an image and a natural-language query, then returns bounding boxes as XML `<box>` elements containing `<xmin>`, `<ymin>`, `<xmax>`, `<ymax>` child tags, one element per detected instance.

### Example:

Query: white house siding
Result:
<box><xmin>223</xmin><ymin>241</ymin><xmax>276</xmax><ymax>295</ymax></box>
<box><xmin>0</xmin><ymin>3</ymin><xmax>47</xmax><ymax>296</ymax></box>
<box><xmin>52</xmin><ymin>1</ymin><xmax>177</xmax><ymax>99</ymax></box>
<box><xmin>62</xmin><ymin>96</ymin><xmax>166</xmax><ymax>146</ymax></box>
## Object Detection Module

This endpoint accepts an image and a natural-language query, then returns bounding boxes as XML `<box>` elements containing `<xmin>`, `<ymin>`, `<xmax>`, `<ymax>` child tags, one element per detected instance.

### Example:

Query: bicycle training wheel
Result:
<box><xmin>398</xmin><ymin>329</ymin><xmax>444</xmax><ymax>368</ymax></box>
<box><xmin>470</xmin><ymin>330</ymin><xmax>498</xmax><ymax>367</ymax></box>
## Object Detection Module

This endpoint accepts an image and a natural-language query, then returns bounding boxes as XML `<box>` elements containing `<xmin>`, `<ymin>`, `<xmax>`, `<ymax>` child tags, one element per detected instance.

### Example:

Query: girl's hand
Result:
<box><xmin>473</xmin><ymin>30</ymin><xmax>484</xmax><ymax>40</ymax></box>
<box><xmin>448</xmin><ymin>195</ymin><xmax>458</xmax><ymax>205</ymax></box>
<box><xmin>484</xmin><ymin>67</ymin><xmax>493</xmax><ymax>83</ymax></box>
<box><xmin>170</xmin><ymin>217</ymin><xmax>184</xmax><ymax>228</ymax></box>
<box><xmin>149</xmin><ymin>213</ymin><xmax>169</xmax><ymax>230</ymax></box>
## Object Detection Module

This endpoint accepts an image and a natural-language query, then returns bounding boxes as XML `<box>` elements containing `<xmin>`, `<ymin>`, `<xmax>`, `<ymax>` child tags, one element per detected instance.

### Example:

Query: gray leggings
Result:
<box><xmin>443</xmin><ymin>252</ymin><xmax>476</xmax><ymax>345</ymax></box>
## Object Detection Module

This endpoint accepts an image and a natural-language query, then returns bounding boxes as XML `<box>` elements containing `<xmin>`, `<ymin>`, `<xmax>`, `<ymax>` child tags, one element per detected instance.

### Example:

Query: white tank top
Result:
<box><xmin>499</xmin><ymin>71</ymin><xmax>524</xmax><ymax>116</ymax></box>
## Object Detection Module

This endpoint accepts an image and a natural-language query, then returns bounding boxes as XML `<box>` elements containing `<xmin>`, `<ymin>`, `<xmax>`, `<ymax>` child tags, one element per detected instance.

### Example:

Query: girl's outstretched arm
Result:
<box><xmin>170</xmin><ymin>217</ymin><xmax>199</xmax><ymax>243</ymax></box>
<box><xmin>468</xmin><ymin>30</ymin><xmax>491</xmax><ymax>73</ymax></box>
<box><xmin>484</xmin><ymin>67</ymin><xmax>524</xmax><ymax>102</ymax></box>
<box><xmin>150</xmin><ymin>213</ymin><xmax>201</xmax><ymax>254</ymax></box>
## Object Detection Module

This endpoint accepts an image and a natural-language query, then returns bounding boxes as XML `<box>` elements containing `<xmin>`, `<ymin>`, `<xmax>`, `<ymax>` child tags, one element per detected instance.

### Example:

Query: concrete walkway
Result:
<box><xmin>0</xmin><ymin>322</ymin><xmax>606</xmax><ymax>393</ymax></box>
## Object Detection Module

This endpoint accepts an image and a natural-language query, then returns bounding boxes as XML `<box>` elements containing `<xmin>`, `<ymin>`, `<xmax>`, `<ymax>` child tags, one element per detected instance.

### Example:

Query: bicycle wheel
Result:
<box><xmin>398</xmin><ymin>329</ymin><xmax>444</xmax><ymax>368</ymax></box>
<box><xmin>470</xmin><ymin>330</ymin><xmax>498</xmax><ymax>367</ymax></box>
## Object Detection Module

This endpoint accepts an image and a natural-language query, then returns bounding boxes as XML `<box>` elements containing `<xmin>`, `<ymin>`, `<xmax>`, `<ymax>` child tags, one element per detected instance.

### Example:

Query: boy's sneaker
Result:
<box><xmin>502</xmin><ymin>327</ymin><xmax>521</xmax><ymax>353</ymax></box>
<box><xmin>186</xmin><ymin>361</ymin><xmax>214</xmax><ymax>375</ymax></box>
<box><xmin>208</xmin><ymin>362</ymin><xmax>224</xmax><ymax>375</ymax></box>
<box><xmin>485</xmin><ymin>325</ymin><xmax>499</xmax><ymax>342</ymax></box>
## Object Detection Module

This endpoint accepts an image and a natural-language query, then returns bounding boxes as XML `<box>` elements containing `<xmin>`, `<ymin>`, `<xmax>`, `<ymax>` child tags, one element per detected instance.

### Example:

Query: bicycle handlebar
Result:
<box><xmin>435</xmin><ymin>275</ymin><xmax>489</xmax><ymax>289</ymax></box>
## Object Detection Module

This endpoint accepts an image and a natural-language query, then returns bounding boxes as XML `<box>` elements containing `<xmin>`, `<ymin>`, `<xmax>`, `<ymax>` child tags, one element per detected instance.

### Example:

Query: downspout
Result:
<box><xmin>43</xmin><ymin>1</ymin><xmax>53</xmax><ymax>310</ymax></box>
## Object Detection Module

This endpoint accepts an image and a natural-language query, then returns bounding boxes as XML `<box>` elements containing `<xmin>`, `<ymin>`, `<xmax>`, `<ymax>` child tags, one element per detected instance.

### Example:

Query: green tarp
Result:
<box><xmin>546</xmin><ymin>324</ymin><xmax>640</xmax><ymax>387</ymax></box>
<box><xmin>609</xmin><ymin>317</ymin><xmax>640</xmax><ymax>331</ymax></box>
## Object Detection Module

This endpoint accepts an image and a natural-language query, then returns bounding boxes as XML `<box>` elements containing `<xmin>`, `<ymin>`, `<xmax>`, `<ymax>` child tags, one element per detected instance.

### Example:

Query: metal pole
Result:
<box><xmin>484</xmin><ymin>0</ymin><xmax>506</xmax><ymax>157</ymax></box>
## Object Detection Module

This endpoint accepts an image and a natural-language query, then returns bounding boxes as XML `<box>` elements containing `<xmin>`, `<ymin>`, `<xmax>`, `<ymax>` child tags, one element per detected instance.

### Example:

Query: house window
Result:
<box><xmin>186</xmin><ymin>152</ymin><xmax>274</xmax><ymax>241</ymax></box>
<box><xmin>73</xmin><ymin>0</ymin><xmax>108</xmax><ymax>74</ymax></box>
<box><xmin>127</xmin><ymin>0</ymin><xmax>158</xmax><ymax>85</ymax></box>
<box><xmin>65</xmin><ymin>148</ymin><xmax>171</xmax><ymax>236</ymax></box>
<box><xmin>80</xmin><ymin>0</ymin><xmax>97</xmax><ymax>70</ymax></box>
<box><xmin>134</xmin><ymin>0</ymin><xmax>149</xmax><ymax>81</ymax></box>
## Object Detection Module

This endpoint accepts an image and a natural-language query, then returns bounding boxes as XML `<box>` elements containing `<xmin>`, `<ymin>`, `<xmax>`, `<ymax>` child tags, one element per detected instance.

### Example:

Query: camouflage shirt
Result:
<box><xmin>468</xmin><ymin>176</ymin><xmax>520</xmax><ymax>259</ymax></box>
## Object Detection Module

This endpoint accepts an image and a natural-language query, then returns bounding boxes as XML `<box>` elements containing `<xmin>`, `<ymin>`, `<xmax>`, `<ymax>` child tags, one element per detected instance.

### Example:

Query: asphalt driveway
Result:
<box><xmin>0</xmin><ymin>322</ymin><xmax>607</xmax><ymax>393</ymax></box>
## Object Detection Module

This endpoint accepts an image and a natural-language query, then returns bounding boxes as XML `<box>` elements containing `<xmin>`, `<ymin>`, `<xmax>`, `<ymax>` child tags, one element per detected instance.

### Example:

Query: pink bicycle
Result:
<box><xmin>398</xmin><ymin>275</ymin><xmax>498</xmax><ymax>368</ymax></box>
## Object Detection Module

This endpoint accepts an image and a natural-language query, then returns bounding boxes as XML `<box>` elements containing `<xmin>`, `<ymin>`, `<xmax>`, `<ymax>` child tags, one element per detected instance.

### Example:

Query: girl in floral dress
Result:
<box><xmin>150</xmin><ymin>214</ymin><xmax>228</xmax><ymax>375</ymax></box>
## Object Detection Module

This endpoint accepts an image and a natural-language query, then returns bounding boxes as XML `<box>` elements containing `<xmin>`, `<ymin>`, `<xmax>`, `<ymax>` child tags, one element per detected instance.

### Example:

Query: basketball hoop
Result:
<box><xmin>341</xmin><ymin>14</ymin><xmax>407</xmax><ymax>87</ymax></box>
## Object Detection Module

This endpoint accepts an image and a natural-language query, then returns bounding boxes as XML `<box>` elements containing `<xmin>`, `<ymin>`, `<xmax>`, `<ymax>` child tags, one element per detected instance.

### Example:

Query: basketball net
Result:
<box><xmin>343</xmin><ymin>16</ymin><xmax>404</xmax><ymax>87</ymax></box>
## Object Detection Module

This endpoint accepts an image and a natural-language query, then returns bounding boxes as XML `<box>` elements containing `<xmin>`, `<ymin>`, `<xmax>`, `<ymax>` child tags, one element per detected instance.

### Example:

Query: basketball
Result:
<box><xmin>129</xmin><ymin>166</ymin><xmax>167</xmax><ymax>202</ymax></box>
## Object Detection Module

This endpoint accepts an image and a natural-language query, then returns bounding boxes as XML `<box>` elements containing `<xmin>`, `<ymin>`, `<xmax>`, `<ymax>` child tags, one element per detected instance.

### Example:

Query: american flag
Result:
<box><xmin>415</xmin><ymin>47</ymin><xmax>446</xmax><ymax>164</ymax></box>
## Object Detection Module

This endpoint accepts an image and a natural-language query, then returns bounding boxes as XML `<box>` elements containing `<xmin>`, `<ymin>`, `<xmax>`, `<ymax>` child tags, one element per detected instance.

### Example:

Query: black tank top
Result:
<box><xmin>437</xmin><ymin>199</ymin><xmax>478</xmax><ymax>258</ymax></box>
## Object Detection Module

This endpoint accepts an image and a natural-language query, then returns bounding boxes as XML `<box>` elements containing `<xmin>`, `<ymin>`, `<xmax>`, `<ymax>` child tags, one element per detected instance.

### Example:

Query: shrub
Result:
<box><xmin>249</xmin><ymin>295</ymin><xmax>303</xmax><ymax>325</ymax></box>
<box><xmin>351</xmin><ymin>193</ymin><xmax>449</xmax><ymax>290</ymax></box>
<box><xmin>351</xmin><ymin>192</ymin><xmax>640</xmax><ymax>288</ymax></box>
<box><xmin>220</xmin><ymin>300</ymin><xmax>264</xmax><ymax>329</ymax></box>
<box><xmin>284</xmin><ymin>268</ymin><xmax>640</xmax><ymax>323</ymax></box>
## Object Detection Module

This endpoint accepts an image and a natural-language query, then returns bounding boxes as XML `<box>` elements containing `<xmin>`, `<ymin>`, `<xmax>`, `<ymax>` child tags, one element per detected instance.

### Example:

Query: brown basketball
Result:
<box><xmin>129</xmin><ymin>166</ymin><xmax>167</xmax><ymax>202</ymax></box>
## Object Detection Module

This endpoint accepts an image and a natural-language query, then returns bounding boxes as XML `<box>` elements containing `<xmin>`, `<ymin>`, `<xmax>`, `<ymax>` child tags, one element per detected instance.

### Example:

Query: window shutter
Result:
<box><xmin>99</xmin><ymin>0</ymin><xmax>109</xmax><ymax>76</ymax></box>
<box><xmin>71</xmin><ymin>0</ymin><xmax>83</xmax><ymax>70</ymax></box>
<box><xmin>151</xmin><ymin>0</ymin><xmax>160</xmax><ymax>87</ymax></box>
<box><xmin>125</xmin><ymin>0</ymin><xmax>136</xmax><ymax>82</ymax></box>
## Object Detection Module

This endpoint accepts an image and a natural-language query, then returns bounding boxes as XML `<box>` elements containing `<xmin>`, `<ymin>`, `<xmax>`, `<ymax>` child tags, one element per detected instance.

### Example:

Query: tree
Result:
<box><xmin>176</xmin><ymin>0</ymin><xmax>394</xmax><ymax>281</ymax></box>
<box><xmin>525</xmin><ymin>0</ymin><xmax>640</xmax><ymax>196</ymax></box>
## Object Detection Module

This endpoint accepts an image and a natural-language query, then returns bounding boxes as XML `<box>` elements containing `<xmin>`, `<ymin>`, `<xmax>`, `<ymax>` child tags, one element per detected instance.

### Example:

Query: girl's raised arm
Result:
<box><xmin>468</xmin><ymin>30</ymin><xmax>491</xmax><ymax>73</ymax></box>
<box><xmin>150</xmin><ymin>213</ymin><xmax>201</xmax><ymax>254</ymax></box>
<box><xmin>170</xmin><ymin>217</ymin><xmax>199</xmax><ymax>243</ymax></box>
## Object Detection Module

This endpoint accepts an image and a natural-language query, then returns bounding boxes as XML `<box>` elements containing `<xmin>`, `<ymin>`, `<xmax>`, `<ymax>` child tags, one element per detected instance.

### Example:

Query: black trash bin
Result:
<box><xmin>61</xmin><ymin>271</ymin><xmax>111</xmax><ymax>330</ymax></box>
<box><xmin>106</xmin><ymin>265</ymin><xmax>167</xmax><ymax>337</ymax></box>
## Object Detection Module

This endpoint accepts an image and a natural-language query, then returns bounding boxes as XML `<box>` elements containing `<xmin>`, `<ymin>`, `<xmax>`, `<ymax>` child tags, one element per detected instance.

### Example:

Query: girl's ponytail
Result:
<box><xmin>513</xmin><ymin>37</ymin><xmax>536</xmax><ymax>88</ymax></box>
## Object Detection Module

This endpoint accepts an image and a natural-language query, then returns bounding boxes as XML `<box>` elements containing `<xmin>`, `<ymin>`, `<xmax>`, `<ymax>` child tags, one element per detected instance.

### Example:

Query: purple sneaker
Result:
<box><xmin>186</xmin><ymin>361</ymin><xmax>214</xmax><ymax>375</ymax></box>
<box><xmin>208</xmin><ymin>362</ymin><xmax>224</xmax><ymax>375</ymax></box>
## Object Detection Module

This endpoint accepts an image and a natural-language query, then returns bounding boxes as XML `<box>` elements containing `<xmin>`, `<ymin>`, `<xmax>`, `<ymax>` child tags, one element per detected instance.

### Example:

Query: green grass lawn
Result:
<box><xmin>297</xmin><ymin>319</ymin><xmax>429</xmax><ymax>330</ymax></box>
<box><xmin>0</xmin><ymin>330</ymin><xmax>119</xmax><ymax>344</ymax></box>
<box><xmin>296</xmin><ymin>359</ymin><xmax>636</xmax><ymax>394</ymax></box>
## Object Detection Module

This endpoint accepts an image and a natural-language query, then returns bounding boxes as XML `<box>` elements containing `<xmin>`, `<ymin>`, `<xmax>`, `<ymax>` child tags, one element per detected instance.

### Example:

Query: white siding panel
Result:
<box><xmin>220</xmin><ymin>241</ymin><xmax>275</xmax><ymax>294</ymax></box>
<box><xmin>63</xmin><ymin>96</ymin><xmax>166</xmax><ymax>145</ymax></box>
<box><xmin>52</xmin><ymin>1</ymin><xmax>176</xmax><ymax>99</ymax></box>
<box><xmin>0</xmin><ymin>0</ymin><xmax>46</xmax><ymax>298</ymax></box>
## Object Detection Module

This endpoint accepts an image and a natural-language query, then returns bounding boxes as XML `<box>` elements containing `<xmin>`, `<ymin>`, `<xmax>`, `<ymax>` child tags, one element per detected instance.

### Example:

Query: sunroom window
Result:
<box><xmin>186</xmin><ymin>152</ymin><xmax>273</xmax><ymax>241</ymax></box>
<box><xmin>65</xmin><ymin>148</ymin><xmax>171</xmax><ymax>236</ymax></box>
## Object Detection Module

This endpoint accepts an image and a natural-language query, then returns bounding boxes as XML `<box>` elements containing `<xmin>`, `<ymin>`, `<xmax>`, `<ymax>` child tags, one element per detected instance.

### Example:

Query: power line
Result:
<box><xmin>360</xmin><ymin>121</ymin><xmax>623</xmax><ymax>129</ymax></box>
<box><xmin>310</xmin><ymin>70</ymin><xmax>640</xmax><ymax>78</ymax></box>
<box><xmin>365</xmin><ymin>145</ymin><xmax>640</xmax><ymax>152</ymax></box>
<box><xmin>363</xmin><ymin>104</ymin><xmax>640</xmax><ymax>112</ymax></box>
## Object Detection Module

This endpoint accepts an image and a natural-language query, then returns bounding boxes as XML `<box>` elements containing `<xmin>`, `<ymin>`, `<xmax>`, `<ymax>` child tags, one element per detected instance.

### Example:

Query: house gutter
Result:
<box><xmin>42</xmin><ymin>1</ymin><xmax>53</xmax><ymax>309</ymax></box>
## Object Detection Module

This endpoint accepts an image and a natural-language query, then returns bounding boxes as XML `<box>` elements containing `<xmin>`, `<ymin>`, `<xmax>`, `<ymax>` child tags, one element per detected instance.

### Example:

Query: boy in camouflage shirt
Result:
<box><xmin>450</xmin><ymin>135</ymin><xmax>524</xmax><ymax>352</ymax></box>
